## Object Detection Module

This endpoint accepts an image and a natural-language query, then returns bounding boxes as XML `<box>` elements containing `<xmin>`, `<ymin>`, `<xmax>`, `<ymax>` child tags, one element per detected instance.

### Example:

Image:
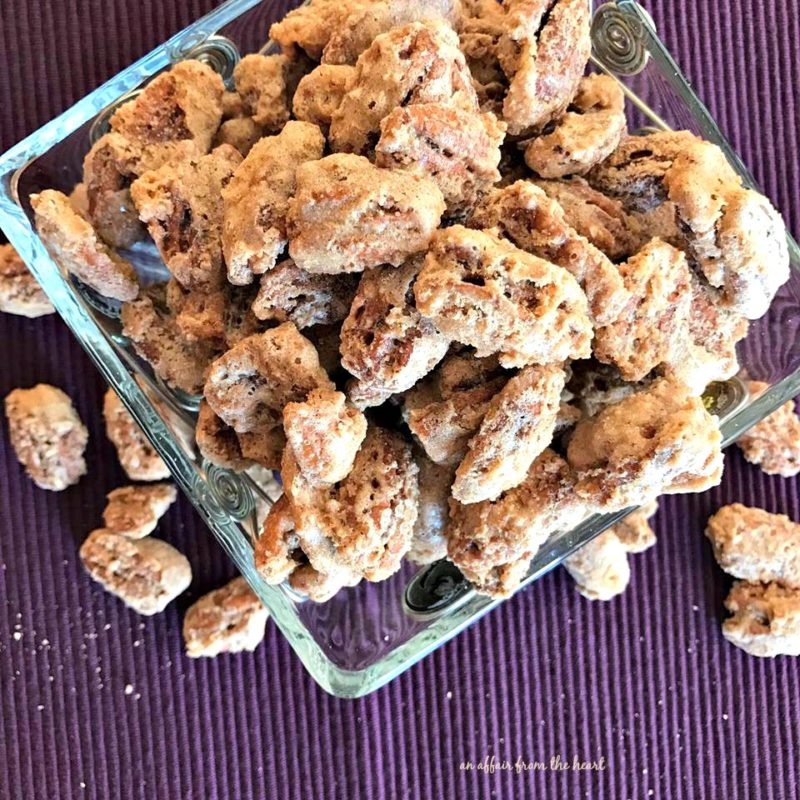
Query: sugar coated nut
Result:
<box><xmin>80</xmin><ymin>529</ymin><xmax>191</xmax><ymax>616</ymax></box>
<box><xmin>4</xmin><ymin>384</ymin><xmax>88</xmax><ymax>491</ymax></box>
<box><xmin>183</xmin><ymin>576</ymin><xmax>269</xmax><ymax>657</ymax></box>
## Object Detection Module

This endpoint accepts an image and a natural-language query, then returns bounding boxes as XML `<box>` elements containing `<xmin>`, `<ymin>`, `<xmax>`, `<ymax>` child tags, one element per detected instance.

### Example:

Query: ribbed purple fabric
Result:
<box><xmin>1</xmin><ymin>1</ymin><xmax>799</xmax><ymax>798</ymax></box>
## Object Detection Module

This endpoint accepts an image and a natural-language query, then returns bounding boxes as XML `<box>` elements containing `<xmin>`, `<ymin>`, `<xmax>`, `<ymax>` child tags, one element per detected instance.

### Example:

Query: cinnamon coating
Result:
<box><xmin>222</xmin><ymin>121</ymin><xmax>325</xmax><ymax>286</ymax></box>
<box><xmin>452</xmin><ymin>363</ymin><xmax>566</xmax><ymax>504</ymax></box>
<box><xmin>567</xmin><ymin>378</ymin><xmax>724</xmax><ymax>511</ymax></box>
<box><xmin>5</xmin><ymin>384</ymin><xmax>88</xmax><ymax>491</ymax></box>
<box><xmin>470</xmin><ymin>180</ymin><xmax>628</xmax><ymax>324</ymax></box>
<box><xmin>736</xmin><ymin>382</ymin><xmax>800</xmax><ymax>478</ymax></box>
<box><xmin>340</xmin><ymin>258</ymin><xmax>450</xmax><ymax>402</ymax></box>
<box><xmin>448</xmin><ymin>449</ymin><xmax>588</xmax><ymax>597</ymax></box>
<box><xmin>287</xmin><ymin>154</ymin><xmax>445</xmax><ymax>274</ymax></box>
<box><xmin>329</xmin><ymin>20</ymin><xmax>478</xmax><ymax>155</ymax></box>
<box><xmin>376</xmin><ymin>103</ymin><xmax>506</xmax><ymax>216</ymax></box>
<box><xmin>414</xmin><ymin>225</ymin><xmax>592</xmax><ymax>368</ymax></box>
<box><xmin>0</xmin><ymin>243</ymin><xmax>54</xmax><ymax>318</ymax></box>
<box><xmin>131</xmin><ymin>144</ymin><xmax>242</xmax><ymax>290</ymax></box>
<box><xmin>524</xmin><ymin>74</ymin><xmax>627</xmax><ymax>178</ymax></box>
<box><xmin>31</xmin><ymin>189</ymin><xmax>139</xmax><ymax>302</ymax></box>
<box><xmin>283</xmin><ymin>389</ymin><xmax>368</xmax><ymax>486</ymax></box>
<box><xmin>204</xmin><ymin>323</ymin><xmax>333</xmax><ymax>434</ymax></box>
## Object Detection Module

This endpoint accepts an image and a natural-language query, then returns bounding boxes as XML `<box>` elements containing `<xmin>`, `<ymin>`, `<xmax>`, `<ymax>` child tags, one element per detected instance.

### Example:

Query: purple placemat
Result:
<box><xmin>1</xmin><ymin>2</ymin><xmax>798</xmax><ymax>798</ymax></box>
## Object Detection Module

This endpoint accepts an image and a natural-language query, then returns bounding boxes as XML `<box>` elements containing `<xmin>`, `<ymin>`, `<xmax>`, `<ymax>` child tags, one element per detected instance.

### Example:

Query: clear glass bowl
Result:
<box><xmin>1</xmin><ymin>0</ymin><xmax>798</xmax><ymax>697</ymax></box>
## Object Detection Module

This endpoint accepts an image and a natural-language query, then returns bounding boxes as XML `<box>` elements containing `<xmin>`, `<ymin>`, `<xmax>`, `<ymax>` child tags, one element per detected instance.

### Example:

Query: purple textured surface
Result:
<box><xmin>1</xmin><ymin>1</ymin><xmax>799</xmax><ymax>798</ymax></box>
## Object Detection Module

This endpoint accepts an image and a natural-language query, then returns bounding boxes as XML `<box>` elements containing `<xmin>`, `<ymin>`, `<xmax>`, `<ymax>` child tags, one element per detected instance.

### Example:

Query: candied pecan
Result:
<box><xmin>612</xmin><ymin>499</ymin><xmax>658</xmax><ymax>553</ymax></box>
<box><xmin>593</xmin><ymin>239</ymin><xmax>692</xmax><ymax>382</ymax></box>
<box><xmin>0</xmin><ymin>243</ymin><xmax>54</xmax><ymax>318</ymax></box>
<box><xmin>287</xmin><ymin>154</ymin><xmax>445</xmax><ymax>274</ymax></box>
<box><xmin>322</xmin><ymin>0</ymin><xmax>462</xmax><ymax>65</ymax></box>
<box><xmin>328</xmin><ymin>21</ymin><xmax>478</xmax><ymax>155</ymax></box>
<box><xmin>407</xmin><ymin>377</ymin><xmax>507</xmax><ymax>465</ymax></box>
<box><xmin>567</xmin><ymin>377</ymin><xmax>723</xmax><ymax>511</ymax></box>
<box><xmin>86</xmin><ymin>59</ymin><xmax>225</xmax><ymax>248</ymax></box>
<box><xmin>131</xmin><ymin>144</ymin><xmax>242</xmax><ymax>290</ymax></box>
<box><xmin>497</xmin><ymin>0</ymin><xmax>591</xmax><ymax>135</ymax></box>
<box><xmin>183</xmin><ymin>577</ymin><xmax>269</xmax><ymax>657</ymax></box>
<box><xmin>705</xmin><ymin>504</ymin><xmax>800</xmax><ymax>588</ymax></box>
<box><xmin>453</xmin><ymin>363</ymin><xmax>566</xmax><ymax>503</ymax></box>
<box><xmin>448</xmin><ymin>449</ymin><xmax>588</xmax><ymax>597</ymax></box>
<box><xmin>340</xmin><ymin>258</ymin><xmax>449</xmax><ymax>401</ymax></box>
<box><xmin>102</xmin><ymin>483</ymin><xmax>177</xmax><ymax>539</ymax></box>
<box><xmin>409</xmin><ymin>449</ymin><xmax>453</xmax><ymax>564</ymax></box>
<box><xmin>524</xmin><ymin>74</ymin><xmax>627</xmax><ymax>178</ymax></box>
<box><xmin>282</xmin><ymin>426</ymin><xmax>419</xmax><ymax>581</ymax></box>
<box><xmin>255</xmin><ymin>495</ymin><xmax>363</xmax><ymax>599</ymax></box>
<box><xmin>110</xmin><ymin>60</ymin><xmax>224</xmax><ymax>154</ymax></box>
<box><xmin>213</xmin><ymin>117</ymin><xmax>263</xmax><ymax>157</ymax></box>
<box><xmin>166</xmin><ymin>281</ymin><xmax>228</xmax><ymax>344</ymax></box>
<box><xmin>283</xmin><ymin>389</ymin><xmax>367</xmax><ymax>486</ymax></box>
<box><xmin>459</xmin><ymin>1</ymin><xmax>507</xmax><ymax>114</ymax></box>
<box><xmin>31</xmin><ymin>189</ymin><xmax>139</xmax><ymax>301</ymax></box>
<box><xmin>237</xmin><ymin>427</ymin><xmax>287</xmax><ymax>471</ymax></box>
<box><xmin>204</xmin><ymin>323</ymin><xmax>333</xmax><ymax>433</ymax></box>
<box><xmin>665</xmin><ymin>146</ymin><xmax>790</xmax><ymax>319</ymax></box>
<box><xmin>121</xmin><ymin>288</ymin><xmax>217</xmax><ymax>395</ymax></box>
<box><xmin>587</xmin><ymin>130</ymin><xmax>702</xmax><ymax>212</ymax></box>
<box><xmin>661</xmin><ymin>277</ymin><xmax>747</xmax><ymax>395</ymax></box>
<box><xmin>251</xmin><ymin>259</ymin><xmax>358</xmax><ymax>329</ymax></box>
<box><xmin>470</xmin><ymin>181</ymin><xmax>628</xmax><ymax>324</ymax></box>
<box><xmin>79</xmin><ymin>528</ymin><xmax>191</xmax><ymax>615</ymax></box>
<box><xmin>532</xmin><ymin>177</ymin><xmax>639</xmax><ymax>260</ymax></box>
<box><xmin>4</xmin><ymin>384</ymin><xmax>88</xmax><ymax>491</ymax></box>
<box><xmin>722</xmin><ymin>580</ymin><xmax>800</xmax><ymax>658</ymax></box>
<box><xmin>270</xmin><ymin>0</ymin><xmax>370</xmax><ymax>60</ymax></box>
<box><xmin>376</xmin><ymin>103</ymin><xmax>506</xmax><ymax>216</ymax></box>
<box><xmin>103</xmin><ymin>388</ymin><xmax>171</xmax><ymax>481</ymax></box>
<box><xmin>591</xmin><ymin>130</ymin><xmax>790</xmax><ymax>316</ymax></box>
<box><xmin>563</xmin><ymin>500</ymin><xmax>657</xmax><ymax>601</ymax></box>
<box><xmin>292</xmin><ymin>65</ymin><xmax>354</xmax><ymax>131</ymax></box>
<box><xmin>564</xmin><ymin>530</ymin><xmax>630</xmax><ymax>601</ymax></box>
<box><xmin>195</xmin><ymin>400</ymin><xmax>252</xmax><ymax>472</ymax></box>
<box><xmin>222</xmin><ymin>121</ymin><xmax>325</xmax><ymax>286</ymax></box>
<box><xmin>414</xmin><ymin>225</ymin><xmax>592</xmax><ymax>368</ymax></box>
<box><xmin>81</xmin><ymin>133</ymin><xmax>146</xmax><ymax>249</ymax></box>
<box><xmin>735</xmin><ymin>382</ymin><xmax>800</xmax><ymax>477</ymax></box>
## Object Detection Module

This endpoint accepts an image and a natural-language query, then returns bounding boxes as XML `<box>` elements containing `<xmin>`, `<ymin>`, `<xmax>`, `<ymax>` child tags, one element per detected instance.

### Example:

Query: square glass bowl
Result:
<box><xmin>1</xmin><ymin>0</ymin><xmax>799</xmax><ymax>697</ymax></box>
